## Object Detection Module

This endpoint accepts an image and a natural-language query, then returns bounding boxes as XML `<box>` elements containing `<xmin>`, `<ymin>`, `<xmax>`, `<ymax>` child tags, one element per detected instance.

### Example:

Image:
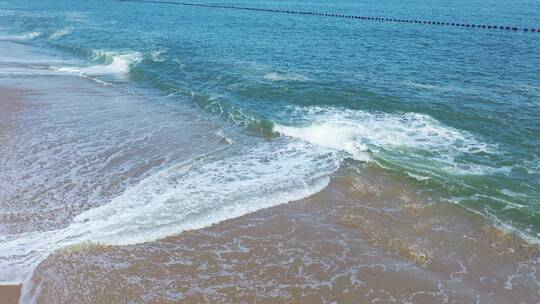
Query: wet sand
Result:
<box><xmin>1</xmin><ymin>42</ymin><xmax>539</xmax><ymax>303</ymax></box>
<box><xmin>0</xmin><ymin>87</ymin><xmax>26</xmax><ymax>304</ymax></box>
<box><xmin>0</xmin><ymin>88</ymin><xmax>24</xmax><ymax>304</ymax></box>
<box><xmin>0</xmin><ymin>285</ymin><xmax>20</xmax><ymax>304</ymax></box>
<box><xmin>18</xmin><ymin>172</ymin><xmax>540</xmax><ymax>303</ymax></box>
<box><xmin>0</xmin><ymin>86</ymin><xmax>27</xmax><ymax>147</ymax></box>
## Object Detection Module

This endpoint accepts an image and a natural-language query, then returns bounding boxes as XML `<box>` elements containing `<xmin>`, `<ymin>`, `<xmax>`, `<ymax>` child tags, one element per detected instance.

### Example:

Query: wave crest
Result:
<box><xmin>274</xmin><ymin>106</ymin><xmax>494</xmax><ymax>175</ymax></box>
<box><xmin>57</xmin><ymin>50</ymin><xmax>142</xmax><ymax>76</ymax></box>
<box><xmin>0</xmin><ymin>31</ymin><xmax>41</xmax><ymax>41</ymax></box>
<box><xmin>49</xmin><ymin>29</ymin><xmax>71</xmax><ymax>40</ymax></box>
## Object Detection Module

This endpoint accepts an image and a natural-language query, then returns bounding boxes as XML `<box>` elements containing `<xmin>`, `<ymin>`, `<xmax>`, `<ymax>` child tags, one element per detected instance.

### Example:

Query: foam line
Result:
<box><xmin>273</xmin><ymin>106</ymin><xmax>495</xmax><ymax>175</ymax></box>
<box><xmin>0</xmin><ymin>140</ymin><xmax>340</xmax><ymax>284</ymax></box>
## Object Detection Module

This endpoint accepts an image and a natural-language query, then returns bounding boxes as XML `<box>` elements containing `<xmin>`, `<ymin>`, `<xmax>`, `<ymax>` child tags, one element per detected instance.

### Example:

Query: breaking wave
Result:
<box><xmin>56</xmin><ymin>50</ymin><xmax>142</xmax><ymax>76</ymax></box>
<box><xmin>49</xmin><ymin>28</ymin><xmax>71</xmax><ymax>40</ymax></box>
<box><xmin>0</xmin><ymin>140</ymin><xmax>340</xmax><ymax>284</ymax></box>
<box><xmin>0</xmin><ymin>31</ymin><xmax>40</xmax><ymax>41</ymax></box>
<box><xmin>274</xmin><ymin>106</ymin><xmax>495</xmax><ymax>175</ymax></box>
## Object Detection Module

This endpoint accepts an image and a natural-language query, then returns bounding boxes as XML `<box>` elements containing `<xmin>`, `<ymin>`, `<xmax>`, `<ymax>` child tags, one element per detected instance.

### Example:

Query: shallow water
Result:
<box><xmin>21</xmin><ymin>171</ymin><xmax>540</xmax><ymax>303</ymax></box>
<box><xmin>2</xmin><ymin>0</ymin><xmax>539</xmax><ymax>240</ymax></box>
<box><xmin>0</xmin><ymin>0</ymin><xmax>539</xmax><ymax>302</ymax></box>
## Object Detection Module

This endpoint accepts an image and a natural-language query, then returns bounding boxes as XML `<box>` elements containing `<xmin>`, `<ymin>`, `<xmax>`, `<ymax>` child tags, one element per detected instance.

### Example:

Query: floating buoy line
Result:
<box><xmin>117</xmin><ymin>0</ymin><xmax>539</xmax><ymax>33</ymax></box>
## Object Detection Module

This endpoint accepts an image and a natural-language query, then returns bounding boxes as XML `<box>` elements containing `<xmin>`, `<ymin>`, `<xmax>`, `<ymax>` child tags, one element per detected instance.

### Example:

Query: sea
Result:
<box><xmin>0</xmin><ymin>0</ymin><xmax>539</xmax><ymax>302</ymax></box>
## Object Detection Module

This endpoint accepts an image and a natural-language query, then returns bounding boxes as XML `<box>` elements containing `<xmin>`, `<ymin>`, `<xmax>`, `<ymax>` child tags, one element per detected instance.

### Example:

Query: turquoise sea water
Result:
<box><xmin>1</xmin><ymin>0</ymin><xmax>539</xmax><ymax>246</ymax></box>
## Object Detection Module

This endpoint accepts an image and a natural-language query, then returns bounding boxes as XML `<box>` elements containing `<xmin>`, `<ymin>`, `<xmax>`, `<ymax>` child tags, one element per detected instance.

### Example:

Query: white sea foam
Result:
<box><xmin>49</xmin><ymin>29</ymin><xmax>71</xmax><ymax>40</ymax></box>
<box><xmin>274</xmin><ymin>106</ymin><xmax>494</xmax><ymax>175</ymax></box>
<box><xmin>263</xmin><ymin>72</ymin><xmax>311</xmax><ymax>82</ymax></box>
<box><xmin>0</xmin><ymin>140</ymin><xmax>339</xmax><ymax>284</ymax></box>
<box><xmin>0</xmin><ymin>31</ymin><xmax>41</xmax><ymax>41</ymax></box>
<box><xmin>274</xmin><ymin>122</ymin><xmax>371</xmax><ymax>162</ymax></box>
<box><xmin>150</xmin><ymin>49</ymin><xmax>166</xmax><ymax>62</ymax></box>
<box><xmin>57</xmin><ymin>50</ymin><xmax>142</xmax><ymax>76</ymax></box>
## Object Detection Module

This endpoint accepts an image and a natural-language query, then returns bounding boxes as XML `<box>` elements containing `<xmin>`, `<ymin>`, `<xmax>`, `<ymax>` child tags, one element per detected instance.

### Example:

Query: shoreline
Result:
<box><xmin>1</xmin><ymin>39</ymin><xmax>539</xmax><ymax>302</ymax></box>
<box><xmin>0</xmin><ymin>81</ymin><xmax>30</xmax><ymax>304</ymax></box>
<box><xmin>20</xmin><ymin>173</ymin><xmax>540</xmax><ymax>303</ymax></box>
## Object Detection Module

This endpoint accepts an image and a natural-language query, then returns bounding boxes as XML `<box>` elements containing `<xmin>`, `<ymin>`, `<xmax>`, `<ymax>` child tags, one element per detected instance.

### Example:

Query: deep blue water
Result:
<box><xmin>1</xmin><ymin>0</ymin><xmax>539</xmax><ymax>242</ymax></box>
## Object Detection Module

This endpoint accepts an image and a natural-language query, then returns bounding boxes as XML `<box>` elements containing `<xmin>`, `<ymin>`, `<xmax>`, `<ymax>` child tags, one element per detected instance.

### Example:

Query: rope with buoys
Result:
<box><xmin>116</xmin><ymin>0</ymin><xmax>539</xmax><ymax>33</ymax></box>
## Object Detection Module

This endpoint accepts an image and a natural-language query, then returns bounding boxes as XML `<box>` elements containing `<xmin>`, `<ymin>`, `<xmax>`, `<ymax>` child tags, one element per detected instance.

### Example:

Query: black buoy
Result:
<box><xmin>117</xmin><ymin>0</ymin><xmax>539</xmax><ymax>34</ymax></box>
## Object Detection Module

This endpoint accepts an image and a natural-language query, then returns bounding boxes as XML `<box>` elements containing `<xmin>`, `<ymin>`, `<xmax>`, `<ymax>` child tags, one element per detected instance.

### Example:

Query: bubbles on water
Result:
<box><xmin>49</xmin><ymin>28</ymin><xmax>71</xmax><ymax>40</ymax></box>
<box><xmin>150</xmin><ymin>49</ymin><xmax>167</xmax><ymax>63</ymax></box>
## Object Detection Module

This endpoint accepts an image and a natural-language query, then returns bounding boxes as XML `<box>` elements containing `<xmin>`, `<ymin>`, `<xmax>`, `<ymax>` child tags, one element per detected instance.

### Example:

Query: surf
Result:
<box><xmin>0</xmin><ymin>139</ymin><xmax>340</xmax><ymax>284</ymax></box>
<box><xmin>56</xmin><ymin>50</ymin><xmax>142</xmax><ymax>76</ymax></box>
